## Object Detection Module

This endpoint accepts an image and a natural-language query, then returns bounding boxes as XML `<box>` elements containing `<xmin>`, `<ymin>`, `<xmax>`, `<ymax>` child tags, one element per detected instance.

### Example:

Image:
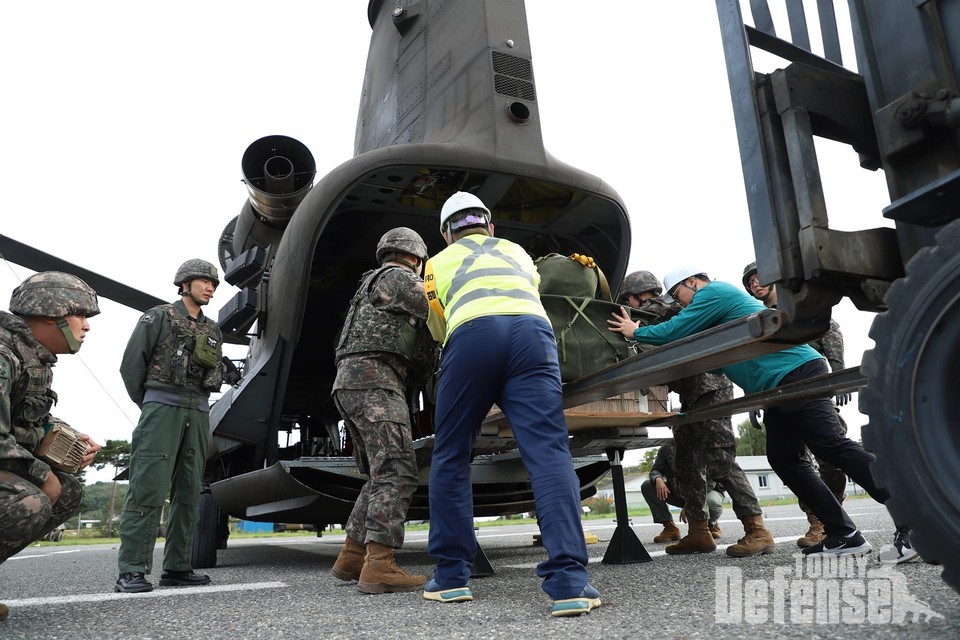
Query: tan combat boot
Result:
<box><xmin>709</xmin><ymin>520</ymin><xmax>722</xmax><ymax>539</ymax></box>
<box><xmin>796</xmin><ymin>512</ymin><xmax>826</xmax><ymax>548</ymax></box>
<box><xmin>331</xmin><ymin>536</ymin><xmax>366</xmax><ymax>581</ymax></box>
<box><xmin>726</xmin><ymin>514</ymin><xmax>776</xmax><ymax>557</ymax></box>
<box><xmin>0</xmin><ymin>602</ymin><xmax>8</xmax><ymax>621</ymax></box>
<box><xmin>358</xmin><ymin>542</ymin><xmax>428</xmax><ymax>594</ymax></box>
<box><xmin>653</xmin><ymin>521</ymin><xmax>681</xmax><ymax>543</ymax></box>
<box><xmin>665</xmin><ymin>519</ymin><xmax>717</xmax><ymax>554</ymax></box>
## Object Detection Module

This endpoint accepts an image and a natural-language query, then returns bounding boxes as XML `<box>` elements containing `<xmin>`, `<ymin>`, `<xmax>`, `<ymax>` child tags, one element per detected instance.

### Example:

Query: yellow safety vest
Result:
<box><xmin>424</xmin><ymin>235</ymin><xmax>548</xmax><ymax>344</ymax></box>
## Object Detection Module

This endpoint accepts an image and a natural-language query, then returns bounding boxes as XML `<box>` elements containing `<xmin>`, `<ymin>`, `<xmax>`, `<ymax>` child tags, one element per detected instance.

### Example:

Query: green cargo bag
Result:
<box><xmin>539</xmin><ymin>294</ymin><xmax>638</xmax><ymax>382</ymax></box>
<box><xmin>535</xmin><ymin>253</ymin><xmax>613</xmax><ymax>301</ymax></box>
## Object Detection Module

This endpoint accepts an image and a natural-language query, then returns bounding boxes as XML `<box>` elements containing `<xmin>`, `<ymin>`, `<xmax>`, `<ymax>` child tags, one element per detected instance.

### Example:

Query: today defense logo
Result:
<box><xmin>715</xmin><ymin>554</ymin><xmax>943</xmax><ymax>625</ymax></box>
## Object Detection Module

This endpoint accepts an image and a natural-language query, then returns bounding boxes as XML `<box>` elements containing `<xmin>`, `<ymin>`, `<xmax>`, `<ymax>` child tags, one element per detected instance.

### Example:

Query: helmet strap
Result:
<box><xmin>57</xmin><ymin>318</ymin><xmax>82</xmax><ymax>354</ymax></box>
<box><xmin>181</xmin><ymin>280</ymin><xmax>208</xmax><ymax>306</ymax></box>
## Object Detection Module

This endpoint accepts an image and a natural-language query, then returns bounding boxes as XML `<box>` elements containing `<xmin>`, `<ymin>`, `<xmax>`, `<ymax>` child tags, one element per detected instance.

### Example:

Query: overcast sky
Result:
<box><xmin>1</xmin><ymin>1</ymin><xmax>894</xmax><ymax>480</ymax></box>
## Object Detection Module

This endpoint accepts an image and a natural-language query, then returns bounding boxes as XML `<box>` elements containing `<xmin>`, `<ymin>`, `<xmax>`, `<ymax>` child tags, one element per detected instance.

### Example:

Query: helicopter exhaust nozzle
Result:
<box><xmin>241</xmin><ymin>135</ymin><xmax>316</xmax><ymax>226</ymax></box>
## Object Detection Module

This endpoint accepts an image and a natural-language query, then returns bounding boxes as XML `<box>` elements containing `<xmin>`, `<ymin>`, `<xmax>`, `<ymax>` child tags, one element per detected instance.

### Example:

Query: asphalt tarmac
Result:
<box><xmin>1</xmin><ymin>497</ymin><xmax>956</xmax><ymax>639</ymax></box>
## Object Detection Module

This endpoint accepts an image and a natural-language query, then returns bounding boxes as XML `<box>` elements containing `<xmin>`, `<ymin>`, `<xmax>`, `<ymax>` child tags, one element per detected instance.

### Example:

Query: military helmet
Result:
<box><xmin>376</xmin><ymin>227</ymin><xmax>428</xmax><ymax>264</ymax></box>
<box><xmin>174</xmin><ymin>259</ymin><xmax>220</xmax><ymax>287</ymax></box>
<box><xmin>9</xmin><ymin>271</ymin><xmax>100</xmax><ymax>318</ymax></box>
<box><xmin>618</xmin><ymin>270</ymin><xmax>663</xmax><ymax>302</ymax></box>
<box><xmin>742</xmin><ymin>261</ymin><xmax>758</xmax><ymax>292</ymax></box>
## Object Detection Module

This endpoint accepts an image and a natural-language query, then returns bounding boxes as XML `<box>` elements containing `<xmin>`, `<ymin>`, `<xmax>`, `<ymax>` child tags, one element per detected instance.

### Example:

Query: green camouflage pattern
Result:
<box><xmin>334</xmin><ymin>388</ymin><xmax>418</xmax><ymax>548</ymax></box>
<box><xmin>618</xmin><ymin>270</ymin><xmax>662</xmax><ymax>302</ymax></box>
<box><xmin>0</xmin><ymin>309</ymin><xmax>84</xmax><ymax>563</ymax></box>
<box><xmin>0</xmin><ymin>469</ymin><xmax>82</xmax><ymax>563</ymax></box>
<box><xmin>332</xmin><ymin>257</ymin><xmax>427</xmax><ymax>548</ymax></box>
<box><xmin>376</xmin><ymin>227</ymin><xmax>428</xmax><ymax>264</ymax></box>
<box><xmin>808</xmin><ymin>318</ymin><xmax>845</xmax><ymax>373</ymax></box>
<box><xmin>0</xmin><ymin>312</ymin><xmax>57</xmax><ymax>486</ymax></box>
<box><xmin>120</xmin><ymin>301</ymin><xmax>224</xmax><ymax>406</ymax></box>
<box><xmin>8</xmin><ymin>271</ymin><xmax>99</xmax><ymax>318</ymax></box>
<box><xmin>334</xmin><ymin>265</ymin><xmax>430</xmax><ymax>392</ymax></box>
<box><xmin>173</xmin><ymin>259</ymin><xmax>219</xmax><ymax>287</ymax></box>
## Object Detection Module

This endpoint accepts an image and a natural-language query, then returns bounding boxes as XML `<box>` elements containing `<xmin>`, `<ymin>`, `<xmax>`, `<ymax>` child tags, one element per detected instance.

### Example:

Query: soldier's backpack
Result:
<box><xmin>535</xmin><ymin>253</ymin><xmax>637</xmax><ymax>382</ymax></box>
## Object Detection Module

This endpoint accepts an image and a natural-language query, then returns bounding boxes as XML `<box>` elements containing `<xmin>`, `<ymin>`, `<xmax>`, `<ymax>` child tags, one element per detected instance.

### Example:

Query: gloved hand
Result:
<box><xmin>835</xmin><ymin>392</ymin><xmax>851</xmax><ymax>407</ymax></box>
<box><xmin>750</xmin><ymin>409</ymin><xmax>763</xmax><ymax>430</ymax></box>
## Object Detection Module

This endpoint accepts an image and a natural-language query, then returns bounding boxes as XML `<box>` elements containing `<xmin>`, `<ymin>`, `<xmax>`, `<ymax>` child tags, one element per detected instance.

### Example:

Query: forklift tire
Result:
<box><xmin>861</xmin><ymin>219</ymin><xmax>960</xmax><ymax>591</ymax></box>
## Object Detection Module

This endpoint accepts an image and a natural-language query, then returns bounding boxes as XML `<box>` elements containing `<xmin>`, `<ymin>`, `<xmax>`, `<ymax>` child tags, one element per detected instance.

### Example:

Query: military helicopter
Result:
<box><xmin>188</xmin><ymin>0</ymin><xmax>670</xmax><ymax>566</ymax></box>
<box><xmin>1</xmin><ymin>0</ymin><xmax>676</xmax><ymax>571</ymax></box>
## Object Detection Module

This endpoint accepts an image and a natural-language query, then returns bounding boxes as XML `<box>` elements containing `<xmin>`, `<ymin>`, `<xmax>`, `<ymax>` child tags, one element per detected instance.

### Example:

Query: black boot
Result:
<box><xmin>159</xmin><ymin>569</ymin><xmax>211</xmax><ymax>586</ymax></box>
<box><xmin>115</xmin><ymin>572</ymin><xmax>154</xmax><ymax>593</ymax></box>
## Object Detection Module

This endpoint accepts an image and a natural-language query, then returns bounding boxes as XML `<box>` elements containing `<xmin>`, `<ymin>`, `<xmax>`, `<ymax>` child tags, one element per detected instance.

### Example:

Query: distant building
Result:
<box><xmin>734</xmin><ymin>456</ymin><xmax>864</xmax><ymax>501</ymax></box>
<box><xmin>597</xmin><ymin>457</ymin><xmax>864</xmax><ymax>507</ymax></box>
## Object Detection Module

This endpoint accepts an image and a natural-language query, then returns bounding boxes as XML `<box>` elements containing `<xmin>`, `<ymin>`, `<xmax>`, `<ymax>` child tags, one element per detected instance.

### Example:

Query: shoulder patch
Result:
<box><xmin>0</xmin><ymin>358</ymin><xmax>9</xmax><ymax>379</ymax></box>
<box><xmin>139</xmin><ymin>313</ymin><xmax>157</xmax><ymax>325</ymax></box>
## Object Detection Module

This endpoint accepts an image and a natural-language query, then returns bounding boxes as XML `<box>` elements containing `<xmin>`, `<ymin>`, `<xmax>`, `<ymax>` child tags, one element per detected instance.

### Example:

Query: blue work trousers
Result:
<box><xmin>428</xmin><ymin>315</ymin><xmax>589</xmax><ymax>600</ymax></box>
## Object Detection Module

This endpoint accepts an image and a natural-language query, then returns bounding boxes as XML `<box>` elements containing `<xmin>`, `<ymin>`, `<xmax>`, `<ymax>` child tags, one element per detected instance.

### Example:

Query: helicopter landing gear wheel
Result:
<box><xmin>861</xmin><ymin>219</ymin><xmax>960</xmax><ymax>591</ymax></box>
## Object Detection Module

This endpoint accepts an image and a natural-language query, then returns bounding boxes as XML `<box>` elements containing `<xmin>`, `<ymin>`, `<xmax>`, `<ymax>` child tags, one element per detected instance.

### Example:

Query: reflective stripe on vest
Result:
<box><xmin>427</xmin><ymin>236</ymin><xmax>547</xmax><ymax>341</ymax></box>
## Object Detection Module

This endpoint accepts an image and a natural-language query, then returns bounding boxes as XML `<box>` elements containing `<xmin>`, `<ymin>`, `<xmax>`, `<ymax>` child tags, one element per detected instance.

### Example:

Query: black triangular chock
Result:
<box><xmin>601</xmin><ymin>446</ymin><xmax>653</xmax><ymax>564</ymax></box>
<box><xmin>602</xmin><ymin>521</ymin><xmax>652</xmax><ymax>564</ymax></box>
<box><xmin>471</xmin><ymin>540</ymin><xmax>495</xmax><ymax>577</ymax></box>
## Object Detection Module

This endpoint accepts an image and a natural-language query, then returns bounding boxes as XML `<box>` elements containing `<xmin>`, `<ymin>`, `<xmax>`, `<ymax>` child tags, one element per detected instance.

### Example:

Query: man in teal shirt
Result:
<box><xmin>609</xmin><ymin>266</ymin><xmax>898</xmax><ymax>559</ymax></box>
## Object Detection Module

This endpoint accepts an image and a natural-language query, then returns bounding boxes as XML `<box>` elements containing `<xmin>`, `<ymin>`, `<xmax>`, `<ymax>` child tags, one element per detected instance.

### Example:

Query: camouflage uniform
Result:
<box><xmin>800</xmin><ymin>318</ymin><xmax>848</xmax><ymax>503</ymax></box>
<box><xmin>0</xmin><ymin>312</ymin><xmax>85</xmax><ymax>562</ymax></box>
<box><xmin>636</xmin><ymin>298</ymin><xmax>763</xmax><ymax>522</ymax></box>
<box><xmin>642</xmin><ymin>441</ymin><xmax>724</xmax><ymax>523</ymax></box>
<box><xmin>117</xmin><ymin>293</ymin><xmax>224</xmax><ymax>577</ymax></box>
<box><xmin>333</xmin><ymin>263</ymin><xmax>430</xmax><ymax>549</ymax></box>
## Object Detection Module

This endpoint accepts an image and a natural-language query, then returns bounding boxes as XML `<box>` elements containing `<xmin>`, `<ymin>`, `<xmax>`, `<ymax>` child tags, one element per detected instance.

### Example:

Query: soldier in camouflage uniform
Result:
<box><xmin>640</xmin><ymin>440</ymin><xmax>725</xmax><ymax>542</ymax></box>
<box><xmin>330</xmin><ymin>227</ymin><xmax>433</xmax><ymax>594</ymax></box>
<box><xmin>618</xmin><ymin>271</ymin><xmax>774</xmax><ymax>557</ymax></box>
<box><xmin>742</xmin><ymin>262</ymin><xmax>848</xmax><ymax>547</ymax></box>
<box><xmin>0</xmin><ymin>272</ymin><xmax>103</xmax><ymax>621</ymax></box>
<box><xmin>115</xmin><ymin>259</ymin><xmax>224</xmax><ymax>594</ymax></box>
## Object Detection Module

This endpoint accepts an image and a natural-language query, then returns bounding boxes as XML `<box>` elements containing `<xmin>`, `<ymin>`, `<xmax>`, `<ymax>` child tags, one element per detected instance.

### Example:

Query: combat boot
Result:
<box><xmin>665</xmin><ymin>519</ymin><xmax>716</xmax><ymax>554</ymax></box>
<box><xmin>709</xmin><ymin>520</ymin><xmax>722</xmax><ymax>539</ymax></box>
<box><xmin>0</xmin><ymin>602</ymin><xmax>8</xmax><ymax>621</ymax></box>
<box><xmin>331</xmin><ymin>535</ymin><xmax>366</xmax><ymax>581</ymax></box>
<box><xmin>726</xmin><ymin>514</ymin><xmax>776</xmax><ymax>557</ymax></box>
<box><xmin>796</xmin><ymin>512</ymin><xmax>826</xmax><ymax>548</ymax></box>
<box><xmin>358</xmin><ymin>542</ymin><xmax>428</xmax><ymax>594</ymax></box>
<box><xmin>653</xmin><ymin>521</ymin><xmax>681</xmax><ymax>543</ymax></box>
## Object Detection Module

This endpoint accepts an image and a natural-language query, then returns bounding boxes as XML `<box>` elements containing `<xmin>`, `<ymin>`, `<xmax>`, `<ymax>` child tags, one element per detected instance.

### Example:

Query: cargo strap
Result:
<box><xmin>568</xmin><ymin>253</ymin><xmax>613</xmax><ymax>302</ymax></box>
<box><xmin>556</xmin><ymin>296</ymin><xmax>628</xmax><ymax>364</ymax></box>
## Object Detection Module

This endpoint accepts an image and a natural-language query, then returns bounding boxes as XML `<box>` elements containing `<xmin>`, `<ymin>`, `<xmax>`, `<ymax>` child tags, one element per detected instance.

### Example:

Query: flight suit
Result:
<box><xmin>117</xmin><ymin>300</ymin><xmax>222</xmax><ymax>576</ymax></box>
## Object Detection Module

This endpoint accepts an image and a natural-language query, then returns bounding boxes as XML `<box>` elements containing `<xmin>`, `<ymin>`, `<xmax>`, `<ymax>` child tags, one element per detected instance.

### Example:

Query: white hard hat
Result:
<box><xmin>662</xmin><ymin>265</ymin><xmax>708</xmax><ymax>303</ymax></box>
<box><xmin>439</xmin><ymin>191</ymin><xmax>491</xmax><ymax>232</ymax></box>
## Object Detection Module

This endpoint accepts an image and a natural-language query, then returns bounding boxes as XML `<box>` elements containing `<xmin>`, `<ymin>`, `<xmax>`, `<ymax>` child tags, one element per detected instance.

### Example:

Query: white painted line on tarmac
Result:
<box><xmin>9</xmin><ymin>549</ymin><xmax>82</xmax><ymax>560</ymax></box>
<box><xmin>4</xmin><ymin>581</ymin><xmax>288</xmax><ymax>608</ymax></box>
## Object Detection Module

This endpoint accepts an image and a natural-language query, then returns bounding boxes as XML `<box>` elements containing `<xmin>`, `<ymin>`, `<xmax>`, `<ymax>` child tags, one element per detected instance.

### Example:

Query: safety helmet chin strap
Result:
<box><xmin>181</xmin><ymin>281</ymin><xmax>209</xmax><ymax>306</ymax></box>
<box><xmin>57</xmin><ymin>318</ymin><xmax>83</xmax><ymax>354</ymax></box>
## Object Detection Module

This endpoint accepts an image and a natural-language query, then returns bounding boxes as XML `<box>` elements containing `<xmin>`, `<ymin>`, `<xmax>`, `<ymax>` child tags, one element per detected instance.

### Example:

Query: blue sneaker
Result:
<box><xmin>551</xmin><ymin>583</ymin><xmax>602</xmax><ymax>617</ymax></box>
<box><xmin>422</xmin><ymin>578</ymin><xmax>473</xmax><ymax>603</ymax></box>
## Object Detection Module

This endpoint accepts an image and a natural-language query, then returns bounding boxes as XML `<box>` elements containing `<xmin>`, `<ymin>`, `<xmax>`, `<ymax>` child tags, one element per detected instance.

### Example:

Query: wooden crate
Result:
<box><xmin>567</xmin><ymin>385</ymin><xmax>669</xmax><ymax>414</ymax></box>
